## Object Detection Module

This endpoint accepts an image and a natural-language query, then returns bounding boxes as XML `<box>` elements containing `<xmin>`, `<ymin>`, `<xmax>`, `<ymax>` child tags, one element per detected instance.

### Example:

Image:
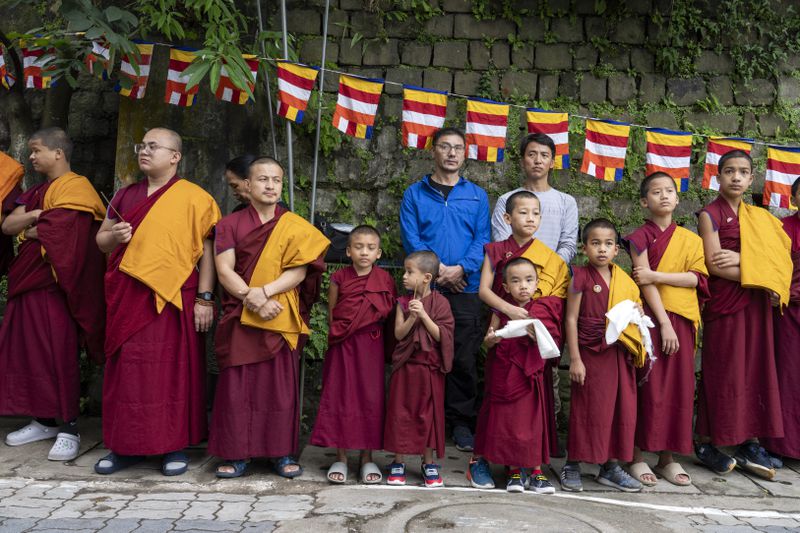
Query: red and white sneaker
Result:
<box><xmin>422</xmin><ymin>463</ymin><xmax>444</xmax><ymax>488</ymax></box>
<box><xmin>387</xmin><ymin>462</ymin><xmax>406</xmax><ymax>485</ymax></box>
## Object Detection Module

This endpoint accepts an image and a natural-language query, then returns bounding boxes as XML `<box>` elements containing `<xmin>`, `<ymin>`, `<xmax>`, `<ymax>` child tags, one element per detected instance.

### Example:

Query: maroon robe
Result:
<box><xmin>624</xmin><ymin>221</ymin><xmax>709</xmax><ymax>455</ymax></box>
<box><xmin>567</xmin><ymin>265</ymin><xmax>638</xmax><ymax>464</ymax></box>
<box><xmin>474</xmin><ymin>297</ymin><xmax>562</xmax><ymax>467</ymax></box>
<box><xmin>484</xmin><ymin>237</ymin><xmax>565</xmax><ymax>455</ymax></box>
<box><xmin>694</xmin><ymin>197</ymin><xmax>783</xmax><ymax>445</ymax></box>
<box><xmin>762</xmin><ymin>214</ymin><xmax>800</xmax><ymax>458</ymax></box>
<box><xmin>384</xmin><ymin>292</ymin><xmax>454</xmax><ymax>458</ymax></box>
<box><xmin>102</xmin><ymin>177</ymin><xmax>208</xmax><ymax>456</ymax></box>
<box><xmin>0</xmin><ymin>180</ymin><xmax>104</xmax><ymax>421</ymax></box>
<box><xmin>310</xmin><ymin>265</ymin><xmax>396</xmax><ymax>450</ymax></box>
<box><xmin>0</xmin><ymin>184</ymin><xmax>22</xmax><ymax>277</ymax></box>
<box><xmin>208</xmin><ymin>205</ymin><xmax>325</xmax><ymax>460</ymax></box>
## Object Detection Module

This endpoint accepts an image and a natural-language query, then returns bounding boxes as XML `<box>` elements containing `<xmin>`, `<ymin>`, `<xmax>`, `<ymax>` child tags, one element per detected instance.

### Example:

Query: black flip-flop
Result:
<box><xmin>273</xmin><ymin>455</ymin><xmax>303</xmax><ymax>478</ymax></box>
<box><xmin>94</xmin><ymin>452</ymin><xmax>143</xmax><ymax>475</ymax></box>
<box><xmin>216</xmin><ymin>459</ymin><xmax>248</xmax><ymax>479</ymax></box>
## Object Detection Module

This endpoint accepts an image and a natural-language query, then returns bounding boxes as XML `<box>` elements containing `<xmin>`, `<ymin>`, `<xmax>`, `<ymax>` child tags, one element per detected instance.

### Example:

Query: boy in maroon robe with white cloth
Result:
<box><xmin>384</xmin><ymin>251</ymin><xmax>454</xmax><ymax>488</ymax></box>
<box><xmin>310</xmin><ymin>225</ymin><xmax>396</xmax><ymax>484</ymax></box>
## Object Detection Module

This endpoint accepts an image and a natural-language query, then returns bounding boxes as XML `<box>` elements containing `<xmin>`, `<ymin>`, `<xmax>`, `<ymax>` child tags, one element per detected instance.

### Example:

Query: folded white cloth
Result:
<box><xmin>494</xmin><ymin>318</ymin><xmax>561</xmax><ymax>359</ymax></box>
<box><xmin>604</xmin><ymin>299</ymin><xmax>656</xmax><ymax>362</ymax></box>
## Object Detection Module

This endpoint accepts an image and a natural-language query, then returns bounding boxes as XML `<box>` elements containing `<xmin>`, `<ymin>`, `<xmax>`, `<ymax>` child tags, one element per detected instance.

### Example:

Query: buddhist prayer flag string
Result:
<box><xmin>21</xmin><ymin>44</ymin><xmax>56</xmax><ymax>89</ymax></box>
<box><xmin>332</xmin><ymin>74</ymin><xmax>383</xmax><ymax>139</ymax></box>
<box><xmin>85</xmin><ymin>40</ymin><xmax>111</xmax><ymax>79</ymax></box>
<box><xmin>165</xmin><ymin>48</ymin><xmax>200</xmax><ymax>107</ymax></box>
<box><xmin>466</xmin><ymin>97</ymin><xmax>509</xmax><ymax>162</ymax></box>
<box><xmin>581</xmin><ymin>118</ymin><xmax>631</xmax><ymax>182</ymax></box>
<box><xmin>401</xmin><ymin>85</ymin><xmax>447</xmax><ymax>149</ymax></box>
<box><xmin>275</xmin><ymin>61</ymin><xmax>319</xmax><ymax>123</ymax></box>
<box><xmin>702</xmin><ymin>137</ymin><xmax>753</xmax><ymax>191</ymax></box>
<box><xmin>645</xmin><ymin>128</ymin><xmax>693</xmax><ymax>192</ymax></box>
<box><xmin>116</xmin><ymin>42</ymin><xmax>154</xmax><ymax>100</ymax></box>
<box><xmin>526</xmin><ymin>108</ymin><xmax>570</xmax><ymax>169</ymax></box>
<box><xmin>0</xmin><ymin>45</ymin><xmax>14</xmax><ymax>90</ymax></box>
<box><xmin>215</xmin><ymin>55</ymin><xmax>259</xmax><ymax>105</ymax></box>
<box><xmin>763</xmin><ymin>146</ymin><xmax>800</xmax><ymax>210</ymax></box>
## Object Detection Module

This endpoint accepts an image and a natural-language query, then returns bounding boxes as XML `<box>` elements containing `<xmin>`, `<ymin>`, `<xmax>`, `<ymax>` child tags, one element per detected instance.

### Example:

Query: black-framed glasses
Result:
<box><xmin>134</xmin><ymin>142</ymin><xmax>179</xmax><ymax>155</ymax></box>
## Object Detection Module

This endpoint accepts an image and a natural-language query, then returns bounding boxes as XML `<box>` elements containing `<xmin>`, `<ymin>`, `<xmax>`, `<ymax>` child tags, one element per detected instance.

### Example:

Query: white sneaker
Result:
<box><xmin>5</xmin><ymin>420</ymin><xmax>58</xmax><ymax>446</ymax></box>
<box><xmin>47</xmin><ymin>433</ymin><xmax>80</xmax><ymax>461</ymax></box>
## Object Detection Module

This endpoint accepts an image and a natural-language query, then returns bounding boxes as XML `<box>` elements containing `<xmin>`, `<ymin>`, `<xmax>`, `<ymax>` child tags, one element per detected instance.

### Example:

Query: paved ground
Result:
<box><xmin>1</xmin><ymin>417</ymin><xmax>799</xmax><ymax>532</ymax></box>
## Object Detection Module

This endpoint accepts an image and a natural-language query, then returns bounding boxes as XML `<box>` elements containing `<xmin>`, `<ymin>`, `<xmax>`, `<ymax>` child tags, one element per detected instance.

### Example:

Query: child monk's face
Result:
<box><xmin>717</xmin><ymin>157</ymin><xmax>753</xmax><ymax>199</ymax></box>
<box><xmin>641</xmin><ymin>175</ymin><xmax>678</xmax><ymax>216</ymax></box>
<box><xmin>502</xmin><ymin>262</ymin><xmax>538</xmax><ymax>305</ymax></box>
<box><xmin>583</xmin><ymin>227</ymin><xmax>619</xmax><ymax>268</ymax></box>
<box><xmin>503</xmin><ymin>197</ymin><xmax>541</xmax><ymax>240</ymax></box>
<box><xmin>346</xmin><ymin>232</ymin><xmax>382</xmax><ymax>273</ymax></box>
<box><xmin>402</xmin><ymin>259</ymin><xmax>431</xmax><ymax>293</ymax></box>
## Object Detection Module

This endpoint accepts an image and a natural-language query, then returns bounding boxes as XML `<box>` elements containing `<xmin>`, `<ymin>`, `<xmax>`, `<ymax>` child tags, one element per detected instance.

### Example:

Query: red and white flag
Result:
<box><xmin>275</xmin><ymin>61</ymin><xmax>319</xmax><ymax>123</ymax></box>
<box><xmin>85</xmin><ymin>40</ymin><xmax>111</xmax><ymax>79</ymax></box>
<box><xmin>402</xmin><ymin>85</ymin><xmax>447</xmax><ymax>149</ymax></box>
<box><xmin>0</xmin><ymin>44</ymin><xmax>15</xmax><ymax>90</ymax></box>
<box><xmin>702</xmin><ymin>137</ymin><xmax>753</xmax><ymax>191</ymax></box>
<box><xmin>164</xmin><ymin>48</ymin><xmax>199</xmax><ymax>107</ymax></box>
<box><xmin>763</xmin><ymin>146</ymin><xmax>800</xmax><ymax>210</ymax></box>
<box><xmin>580</xmin><ymin>118</ymin><xmax>631</xmax><ymax>181</ymax></box>
<box><xmin>22</xmin><ymin>44</ymin><xmax>56</xmax><ymax>89</ymax></box>
<box><xmin>116</xmin><ymin>42</ymin><xmax>154</xmax><ymax>100</ymax></box>
<box><xmin>466</xmin><ymin>97</ymin><xmax>509</xmax><ymax>162</ymax></box>
<box><xmin>215</xmin><ymin>55</ymin><xmax>259</xmax><ymax>105</ymax></box>
<box><xmin>332</xmin><ymin>74</ymin><xmax>384</xmax><ymax>139</ymax></box>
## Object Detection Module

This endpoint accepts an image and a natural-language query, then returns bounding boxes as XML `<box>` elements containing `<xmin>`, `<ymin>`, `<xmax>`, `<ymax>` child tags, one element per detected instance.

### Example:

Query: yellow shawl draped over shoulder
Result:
<box><xmin>655</xmin><ymin>226</ymin><xmax>707</xmax><ymax>333</ymax></box>
<box><xmin>43</xmin><ymin>172</ymin><xmax>105</xmax><ymax>220</ymax></box>
<box><xmin>119</xmin><ymin>179</ymin><xmax>222</xmax><ymax>312</ymax></box>
<box><xmin>607</xmin><ymin>263</ymin><xmax>647</xmax><ymax>367</ymax></box>
<box><xmin>240</xmin><ymin>211</ymin><xmax>330</xmax><ymax>349</ymax></box>
<box><xmin>520</xmin><ymin>239</ymin><xmax>570</xmax><ymax>298</ymax></box>
<box><xmin>738</xmin><ymin>202</ymin><xmax>793</xmax><ymax>308</ymax></box>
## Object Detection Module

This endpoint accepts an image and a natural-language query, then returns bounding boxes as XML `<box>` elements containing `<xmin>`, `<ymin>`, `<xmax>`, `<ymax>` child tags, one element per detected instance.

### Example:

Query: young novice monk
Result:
<box><xmin>762</xmin><ymin>176</ymin><xmax>800</xmax><ymax>461</ymax></box>
<box><xmin>623</xmin><ymin>172</ymin><xmax>709</xmax><ymax>487</ymax></box>
<box><xmin>384</xmin><ymin>251</ymin><xmax>454</xmax><ymax>488</ymax></box>
<box><xmin>695</xmin><ymin>151</ymin><xmax>792</xmax><ymax>479</ymax></box>
<box><xmin>469</xmin><ymin>190</ymin><xmax>566</xmax><ymax>491</ymax></box>
<box><xmin>310</xmin><ymin>225</ymin><xmax>397</xmax><ymax>484</ymax></box>
<box><xmin>562</xmin><ymin>218</ymin><xmax>648</xmax><ymax>493</ymax></box>
<box><xmin>476</xmin><ymin>257</ymin><xmax>559</xmax><ymax>494</ymax></box>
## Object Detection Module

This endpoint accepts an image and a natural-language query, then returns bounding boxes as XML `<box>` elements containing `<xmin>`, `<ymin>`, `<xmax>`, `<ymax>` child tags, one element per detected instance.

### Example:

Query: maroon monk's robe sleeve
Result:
<box><xmin>37</xmin><ymin>208</ymin><xmax>107</xmax><ymax>362</ymax></box>
<box><xmin>431</xmin><ymin>292</ymin><xmax>455</xmax><ymax>373</ymax></box>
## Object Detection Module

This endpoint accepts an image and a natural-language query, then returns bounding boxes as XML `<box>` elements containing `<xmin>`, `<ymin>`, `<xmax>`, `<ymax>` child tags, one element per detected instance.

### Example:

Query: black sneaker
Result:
<box><xmin>695</xmin><ymin>442</ymin><xmax>736</xmax><ymax>475</ymax></box>
<box><xmin>734</xmin><ymin>442</ymin><xmax>775</xmax><ymax>480</ymax></box>
<box><xmin>452</xmin><ymin>426</ymin><xmax>474</xmax><ymax>452</ymax></box>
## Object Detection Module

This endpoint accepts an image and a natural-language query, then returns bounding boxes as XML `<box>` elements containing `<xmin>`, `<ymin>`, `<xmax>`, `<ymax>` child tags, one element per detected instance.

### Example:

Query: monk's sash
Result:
<box><xmin>0</xmin><ymin>151</ymin><xmax>23</xmax><ymax>221</ymax></box>
<box><xmin>606</xmin><ymin>264</ymin><xmax>647</xmax><ymax>367</ymax></box>
<box><xmin>738</xmin><ymin>202</ymin><xmax>793</xmax><ymax>308</ymax></box>
<box><xmin>655</xmin><ymin>226</ymin><xmax>708</xmax><ymax>333</ymax></box>
<box><xmin>519</xmin><ymin>239</ymin><xmax>570</xmax><ymax>299</ymax></box>
<box><xmin>118</xmin><ymin>179</ymin><xmax>221</xmax><ymax>312</ymax></box>
<box><xmin>240</xmin><ymin>211</ymin><xmax>330</xmax><ymax>349</ymax></box>
<box><xmin>43</xmin><ymin>172</ymin><xmax>105</xmax><ymax>221</ymax></box>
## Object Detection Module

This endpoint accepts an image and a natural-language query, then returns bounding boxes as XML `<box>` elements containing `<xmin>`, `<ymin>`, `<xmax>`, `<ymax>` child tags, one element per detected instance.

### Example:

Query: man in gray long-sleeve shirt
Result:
<box><xmin>491</xmin><ymin>133</ymin><xmax>578</xmax><ymax>264</ymax></box>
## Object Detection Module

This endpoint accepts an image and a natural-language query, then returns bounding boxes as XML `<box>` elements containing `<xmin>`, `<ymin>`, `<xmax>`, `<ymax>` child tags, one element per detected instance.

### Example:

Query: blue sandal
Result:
<box><xmin>94</xmin><ymin>452</ymin><xmax>143</xmax><ymax>475</ymax></box>
<box><xmin>272</xmin><ymin>455</ymin><xmax>303</xmax><ymax>478</ymax></box>
<box><xmin>215</xmin><ymin>459</ymin><xmax>248</xmax><ymax>478</ymax></box>
<box><xmin>162</xmin><ymin>451</ymin><xmax>189</xmax><ymax>476</ymax></box>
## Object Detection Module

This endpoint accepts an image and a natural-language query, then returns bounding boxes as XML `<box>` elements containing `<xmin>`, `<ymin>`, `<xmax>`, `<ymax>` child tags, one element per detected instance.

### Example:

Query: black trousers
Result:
<box><xmin>442</xmin><ymin>292</ymin><xmax>484</xmax><ymax>429</ymax></box>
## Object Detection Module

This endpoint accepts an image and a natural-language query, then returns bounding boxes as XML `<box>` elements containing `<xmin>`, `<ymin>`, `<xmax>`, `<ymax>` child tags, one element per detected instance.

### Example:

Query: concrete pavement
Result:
<box><xmin>1</xmin><ymin>416</ymin><xmax>799</xmax><ymax>532</ymax></box>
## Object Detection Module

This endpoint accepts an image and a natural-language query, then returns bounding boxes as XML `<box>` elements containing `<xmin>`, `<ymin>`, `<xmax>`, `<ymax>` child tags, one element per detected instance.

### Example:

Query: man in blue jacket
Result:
<box><xmin>399</xmin><ymin>127</ymin><xmax>491</xmax><ymax>452</ymax></box>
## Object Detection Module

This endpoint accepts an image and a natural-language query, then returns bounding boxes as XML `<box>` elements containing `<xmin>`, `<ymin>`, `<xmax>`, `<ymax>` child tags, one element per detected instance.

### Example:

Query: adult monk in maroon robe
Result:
<box><xmin>94</xmin><ymin>128</ymin><xmax>221</xmax><ymax>476</ymax></box>
<box><xmin>761</xmin><ymin>178</ymin><xmax>800</xmax><ymax>461</ymax></box>
<box><xmin>0</xmin><ymin>151</ymin><xmax>23</xmax><ymax>276</ymax></box>
<box><xmin>209</xmin><ymin>156</ymin><xmax>329</xmax><ymax>479</ymax></box>
<box><xmin>0</xmin><ymin>128</ymin><xmax>106</xmax><ymax>462</ymax></box>
<box><xmin>310</xmin><ymin>225</ymin><xmax>396</xmax><ymax>484</ymax></box>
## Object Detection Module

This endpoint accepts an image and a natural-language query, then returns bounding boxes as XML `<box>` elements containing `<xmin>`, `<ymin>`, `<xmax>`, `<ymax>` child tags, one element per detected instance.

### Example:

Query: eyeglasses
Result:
<box><xmin>133</xmin><ymin>142</ymin><xmax>179</xmax><ymax>155</ymax></box>
<box><xmin>435</xmin><ymin>143</ymin><xmax>466</xmax><ymax>153</ymax></box>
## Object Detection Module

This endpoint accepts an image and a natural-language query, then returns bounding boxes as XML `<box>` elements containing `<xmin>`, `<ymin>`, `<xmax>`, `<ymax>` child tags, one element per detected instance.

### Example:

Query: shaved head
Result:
<box><xmin>146</xmin><ymin>127</ymin><xmax>182</xmax><ymax>152</ymax></box>
<box><xmin>29</xmin><ymin>127</ymin><xmax>73</xmax><ymax>162</ymax></box>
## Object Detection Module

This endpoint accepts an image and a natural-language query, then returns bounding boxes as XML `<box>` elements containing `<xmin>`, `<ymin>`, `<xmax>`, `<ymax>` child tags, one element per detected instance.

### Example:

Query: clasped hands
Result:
<box><xmin>239</xmin><ymin>286</ymin><xmax>283</xmax><ymax>320</ymax></box>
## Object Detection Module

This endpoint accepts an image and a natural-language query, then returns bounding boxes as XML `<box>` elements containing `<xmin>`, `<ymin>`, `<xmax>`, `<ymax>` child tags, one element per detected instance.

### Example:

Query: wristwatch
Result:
<box><xmin>196</xmin><ymin>291</ymin><xmax>214</xmax><ymax>302</ymax></box>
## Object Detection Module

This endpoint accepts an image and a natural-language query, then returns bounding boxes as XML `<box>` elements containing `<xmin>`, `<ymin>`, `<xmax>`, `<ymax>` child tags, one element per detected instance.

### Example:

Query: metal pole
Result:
<box><xmin>280</xmin><ymin>0</ymin><xmax>295</xmax><ymax>211</ymax></box>
<box><xmin>309</xmin><ymin>0</ymin><xmax>331</xmax><ymax>226</ymax></box>
<box><xmin>254</xmin><ymin>0</ymin><xmax>279</xmax><ymax>159</ymax></box>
